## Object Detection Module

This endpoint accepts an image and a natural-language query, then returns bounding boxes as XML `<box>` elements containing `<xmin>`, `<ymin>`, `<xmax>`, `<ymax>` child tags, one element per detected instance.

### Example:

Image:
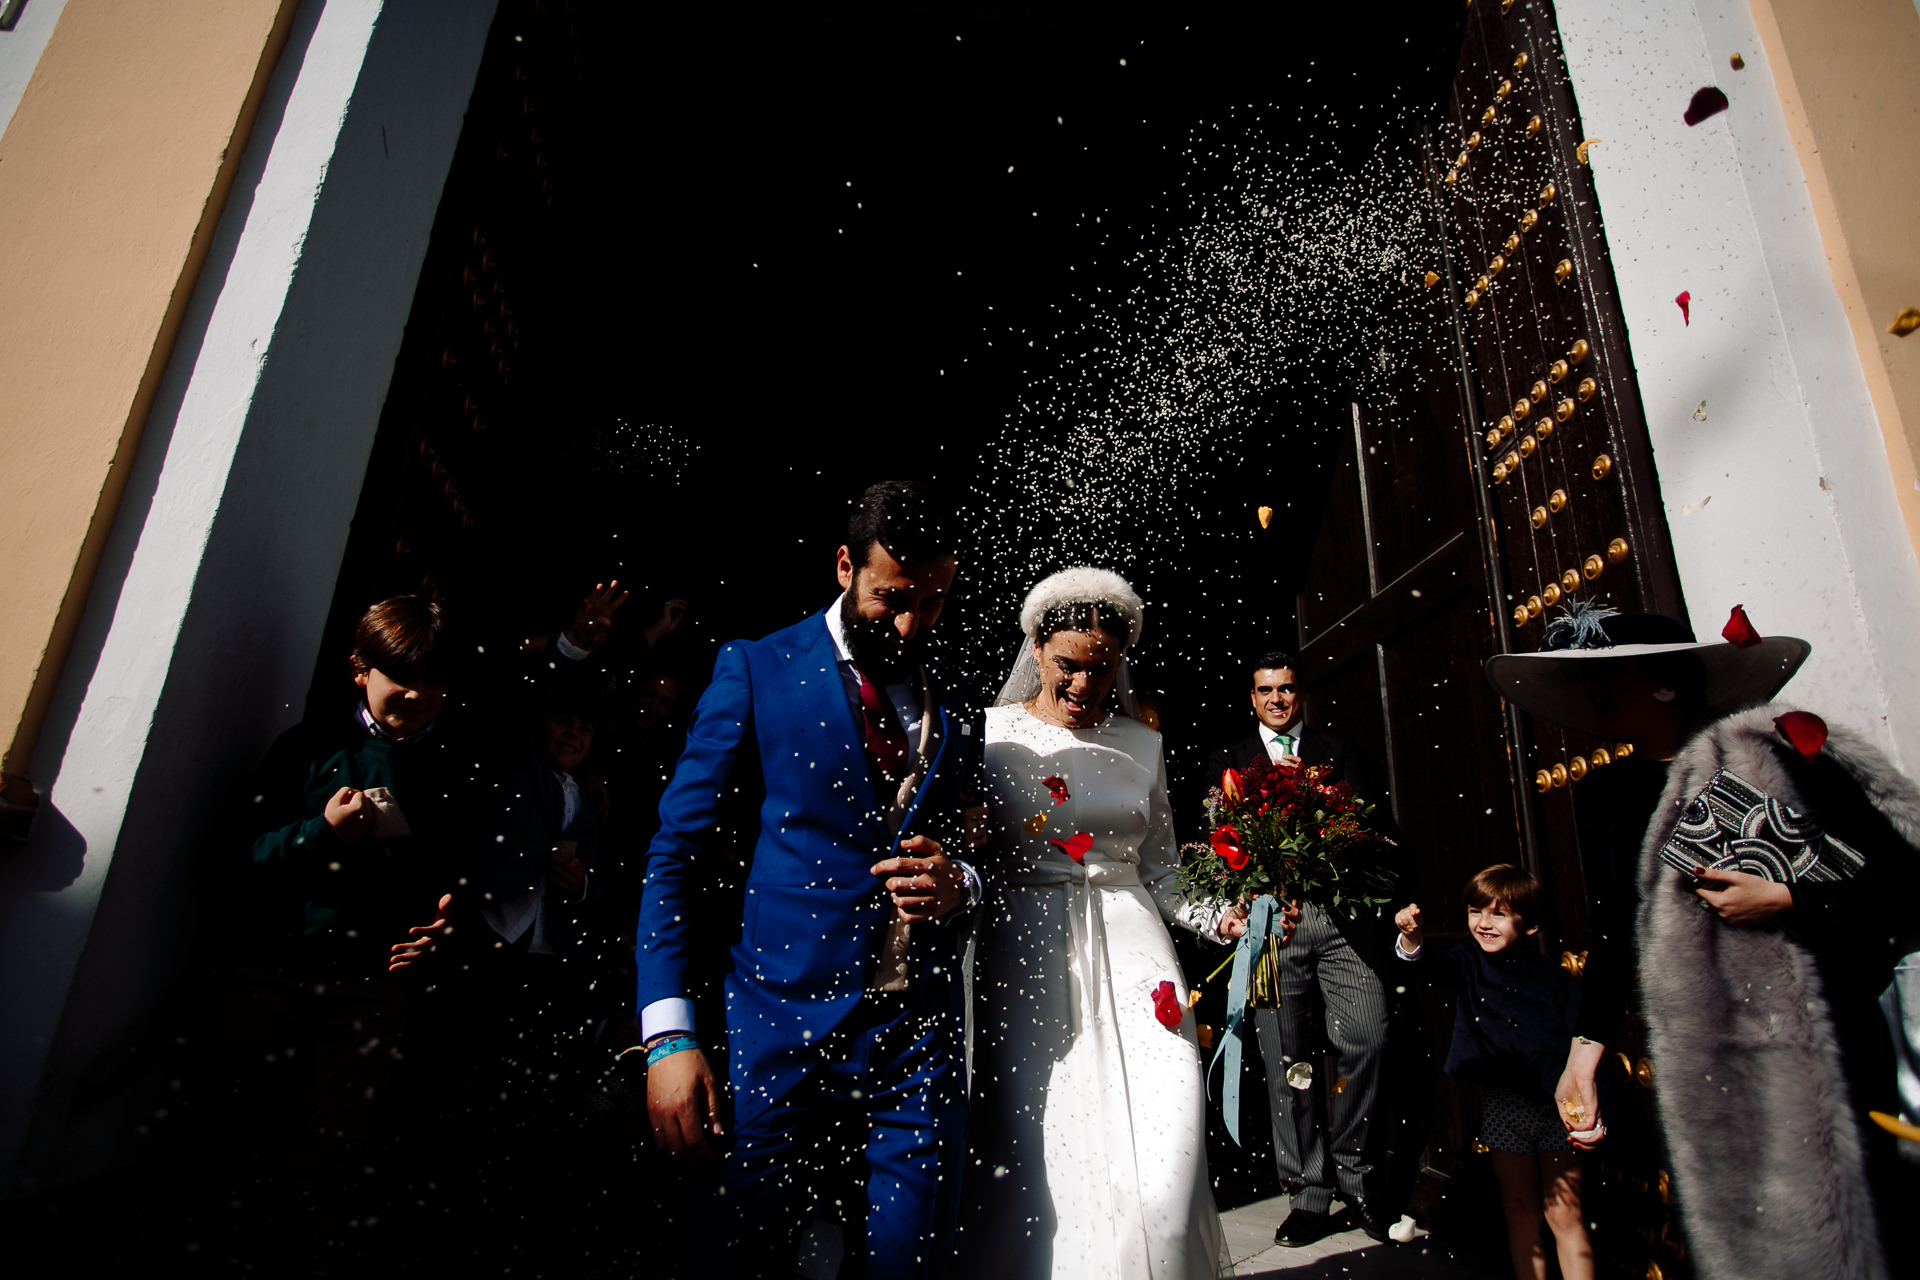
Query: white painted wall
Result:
<box><xmin>1557</xmin><ymin>0</ymin><xmax>1920</xmax><ymax>769</ymax></box>
<box><xmin>0</xmin><ymin>0</ymin><xmax>496</xmax><ymax>1190</ymax></box>
<box><xmin>0</xmin><ymin>0</ymin><xmax>68</xmax><ymax>144</ymax></box>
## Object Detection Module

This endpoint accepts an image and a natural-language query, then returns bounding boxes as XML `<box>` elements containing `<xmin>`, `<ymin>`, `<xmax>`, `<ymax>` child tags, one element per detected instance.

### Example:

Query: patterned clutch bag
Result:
<box><xmin>1658</xmin><ymin>767</ymin><xmax>1865</xmax><ymax>884</ymax></box>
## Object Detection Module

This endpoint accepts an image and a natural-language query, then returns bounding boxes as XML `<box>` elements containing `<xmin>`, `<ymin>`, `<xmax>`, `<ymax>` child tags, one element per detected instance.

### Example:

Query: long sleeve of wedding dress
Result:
<box><xmin>1139</xmin><ymin>753</ymin><xmax>1227</xmax><ymax>941</ymax></box>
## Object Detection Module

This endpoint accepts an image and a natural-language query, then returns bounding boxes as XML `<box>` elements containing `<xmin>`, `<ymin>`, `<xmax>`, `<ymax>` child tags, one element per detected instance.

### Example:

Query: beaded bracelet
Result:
<box><xmin>645</xmin><ymin>1034</ymin><xmax>699</xmax><ymax>1067</ymax></box>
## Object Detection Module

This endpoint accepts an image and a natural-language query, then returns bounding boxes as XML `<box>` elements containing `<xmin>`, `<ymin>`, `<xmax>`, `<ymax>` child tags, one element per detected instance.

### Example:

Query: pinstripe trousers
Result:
<box><xmin>1252</xmin><ymin>900</ymin><xmax>1388</xmax><ymax>1215</ymax></box>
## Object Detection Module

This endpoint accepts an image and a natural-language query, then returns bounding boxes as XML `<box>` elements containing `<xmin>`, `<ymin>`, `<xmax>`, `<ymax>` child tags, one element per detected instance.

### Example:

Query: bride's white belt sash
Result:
<box><xmin>1006</xmin><ymin>856</ymin><xmax>1140</xmax><ymax>1033</ymax></box>
<box><xmin>1006</xmin><ymin>857</ymin><xmax>1140</xmax><ymax>890</ymax></box>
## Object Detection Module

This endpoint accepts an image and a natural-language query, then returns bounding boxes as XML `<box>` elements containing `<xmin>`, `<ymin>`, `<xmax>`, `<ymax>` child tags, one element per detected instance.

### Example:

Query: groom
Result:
<box><xmin>636</xmin><ymin>480</ymin><xmax>984</xmax><ymax>1278</ymax></box>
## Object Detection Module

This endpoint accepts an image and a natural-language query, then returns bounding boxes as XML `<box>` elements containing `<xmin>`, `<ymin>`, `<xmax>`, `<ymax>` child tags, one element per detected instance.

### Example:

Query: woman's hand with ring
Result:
<box><xmin>1691</xmin><ymin>865</ymin><xmax>1794</xmax><ymax>926</ymax></box>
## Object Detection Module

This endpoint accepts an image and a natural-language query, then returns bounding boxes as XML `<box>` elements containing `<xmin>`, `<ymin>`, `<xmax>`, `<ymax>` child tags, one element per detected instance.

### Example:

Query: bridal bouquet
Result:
<box><xmin>1178</xmin><ymin>759</ymin><xmax>1396</xmax><ymax>1005</ymax></box>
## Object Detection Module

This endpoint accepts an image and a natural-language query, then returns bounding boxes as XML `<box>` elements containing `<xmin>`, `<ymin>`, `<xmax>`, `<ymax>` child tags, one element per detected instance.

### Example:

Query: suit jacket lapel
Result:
<box><xmin>540</xmin><ymin>769</ymin><xmax>566</xmax><ymax>833</ymax></box>
<box><xmin>788</xmin><ymin>610</ymin><xmax>884</xmax><ymax>838</ymax></box>
<box><xmin>895</xmin><ymin>701</ymin><xmax>953</xmax><ymax>842</ymax></box>
<box><xmin>1232</xmin><ymin>734</ymin><xmax>1265</xmax><ymax>771</ymax></box>
<box><xmin>1299</xmin><ymin>728</ymin><xmax>1333</xmax><ymax>768</ymax></box>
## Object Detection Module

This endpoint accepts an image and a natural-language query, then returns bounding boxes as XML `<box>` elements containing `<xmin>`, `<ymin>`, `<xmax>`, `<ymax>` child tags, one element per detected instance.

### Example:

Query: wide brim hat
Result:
<box><xmin>1483</xmin><ymin>607</ymin><xmax>1809</xmax><ymax>738</ymax></box>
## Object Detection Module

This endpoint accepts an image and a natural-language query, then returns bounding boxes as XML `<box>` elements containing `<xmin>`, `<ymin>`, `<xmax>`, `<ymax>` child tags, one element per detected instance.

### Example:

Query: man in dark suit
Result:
<box><xmin>1205</xmin><ymin>651</ymin><xmax>1398</xmax><ymax>1247</ymax></box>
<box><xmin>635</xmin><ymin>481</ymin><xmax>984</xmax><ymax>1278</ymax></box>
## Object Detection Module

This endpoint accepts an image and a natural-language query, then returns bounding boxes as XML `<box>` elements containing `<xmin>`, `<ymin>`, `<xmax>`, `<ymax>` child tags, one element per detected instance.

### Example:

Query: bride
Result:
<box><xmin>953</xmin><ymin>567</ymin><xmax>1245</xmax><ymax>1280</ymax></box>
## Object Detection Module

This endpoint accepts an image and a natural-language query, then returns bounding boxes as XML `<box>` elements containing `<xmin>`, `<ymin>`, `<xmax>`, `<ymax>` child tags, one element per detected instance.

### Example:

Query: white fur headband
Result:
<box><xmin>1020</xmin><ymin>566</ymin><xmax>1145</xmax><ymax>648</ymax></box>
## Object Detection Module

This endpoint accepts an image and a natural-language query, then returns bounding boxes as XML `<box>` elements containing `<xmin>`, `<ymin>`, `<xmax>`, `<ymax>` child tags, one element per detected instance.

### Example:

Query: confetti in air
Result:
<box><xmin>957</xmin><ymin>107</ymin><xmax>1442</xmax><ymax>675</ymax></box>
<box><xmin>592</xmin><ymin>418</ymin><xmax>703</xmax><ymax>484</ymax></box>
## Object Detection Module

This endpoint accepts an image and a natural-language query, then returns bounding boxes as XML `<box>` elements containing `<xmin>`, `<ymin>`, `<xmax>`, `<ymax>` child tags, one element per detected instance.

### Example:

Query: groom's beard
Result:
<box><xmin>841</xmin><ymin>591</ymin><xmax>926</xmax><ymax>685</ymax></box>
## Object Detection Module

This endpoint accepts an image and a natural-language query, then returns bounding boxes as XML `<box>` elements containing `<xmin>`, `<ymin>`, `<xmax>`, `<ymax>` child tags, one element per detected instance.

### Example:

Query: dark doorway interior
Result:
<box><xmin>321</xmin><ymin>0</ymin><xmax>1470</xmax><ymax>808</ymax></box>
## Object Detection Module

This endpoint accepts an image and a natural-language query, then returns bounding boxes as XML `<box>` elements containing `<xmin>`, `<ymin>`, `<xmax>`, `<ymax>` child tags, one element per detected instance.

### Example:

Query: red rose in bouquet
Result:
<box><xmin>1177</xmin><ymin>760</ymin><xmax>1395</xmax><ymax>920</ymax></box>
<box><xmin>1210</xmin><ymin>823</ymin><xmax>1250</xmax><ymax>870</ymax></box>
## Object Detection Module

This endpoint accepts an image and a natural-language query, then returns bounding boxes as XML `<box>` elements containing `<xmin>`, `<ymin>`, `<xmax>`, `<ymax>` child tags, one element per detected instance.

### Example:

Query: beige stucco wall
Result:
<box><xmin>1750</xmin><ymin>0</ymin><xmax>1920</xmax><ymax>563</ymax></box>
<box><xmin>0</xmin><ymin>0</ymin><xmax>297</xmax><ymax>791</ymax></box>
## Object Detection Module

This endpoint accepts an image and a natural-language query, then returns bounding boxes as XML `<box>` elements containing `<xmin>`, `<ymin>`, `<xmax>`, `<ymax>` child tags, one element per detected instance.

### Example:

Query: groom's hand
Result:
<box><xmin>872</xmin><ymin>835</ymin><xmax>965</xmax><ymax>922</ymax></box>
<box><xmin>647</xmin><ymin>1045</ymin><xmax>722</xmax><ymax>1164</ymax></box>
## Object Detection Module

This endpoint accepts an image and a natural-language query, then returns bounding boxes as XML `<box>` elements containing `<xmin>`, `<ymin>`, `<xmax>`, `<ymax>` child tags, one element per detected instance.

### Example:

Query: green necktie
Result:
<box><xmin>1276</xmin><ymin>734</ymin><xmax>1294</xmax><ymax>758</ymax></box>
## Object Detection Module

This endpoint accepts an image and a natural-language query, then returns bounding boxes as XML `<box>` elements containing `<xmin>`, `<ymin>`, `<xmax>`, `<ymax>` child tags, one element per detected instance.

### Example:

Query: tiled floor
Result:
<box><xmin>1220</xmin><ymin>1195</ymin><xmax>1493</xmax><ymax>1278</ymax></box>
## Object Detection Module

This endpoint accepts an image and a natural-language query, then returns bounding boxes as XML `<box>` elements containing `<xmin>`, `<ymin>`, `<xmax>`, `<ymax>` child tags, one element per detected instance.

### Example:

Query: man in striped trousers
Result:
<box><xmin>1206</xmin><ymin>652</ymin><xmax>1402</xmax><ymax>1248</ymax></box>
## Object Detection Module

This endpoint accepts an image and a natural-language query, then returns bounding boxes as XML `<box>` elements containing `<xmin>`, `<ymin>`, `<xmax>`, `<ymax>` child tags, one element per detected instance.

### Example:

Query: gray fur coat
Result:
<box><xmin>1637</xmin><ymin>704</ymin><xmax>1920</xmax><ymax>1280</ymax></box>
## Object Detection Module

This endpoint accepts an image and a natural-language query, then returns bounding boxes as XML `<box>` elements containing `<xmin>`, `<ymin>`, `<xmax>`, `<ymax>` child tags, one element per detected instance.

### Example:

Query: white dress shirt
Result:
<box><xmin>824</xmin><ymin>592</ymin><xmax>926</xmax><ymax>747</ymax></box>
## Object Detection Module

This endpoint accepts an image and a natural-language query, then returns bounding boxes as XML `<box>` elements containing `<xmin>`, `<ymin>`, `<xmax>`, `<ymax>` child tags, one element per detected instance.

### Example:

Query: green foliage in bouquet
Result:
<box><xmin>1177</xmin><ymin>757</ymin><xmax>1397</xmax><ymax>918</ymax></box>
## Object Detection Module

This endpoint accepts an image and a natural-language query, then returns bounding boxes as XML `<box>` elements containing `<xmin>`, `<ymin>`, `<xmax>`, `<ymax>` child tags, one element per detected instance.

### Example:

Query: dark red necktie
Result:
<box><xmin>855</xmin><ymin>668</ymin><xmax>909</xmax><ymax>779</ymax></box>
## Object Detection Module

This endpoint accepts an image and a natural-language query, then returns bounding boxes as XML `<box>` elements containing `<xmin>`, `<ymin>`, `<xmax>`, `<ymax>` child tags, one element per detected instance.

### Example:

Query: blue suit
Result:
<box><xmin>635</xmin><ymin>607</ymin><xmax>983</xmax><ymax>1277</ymax></box>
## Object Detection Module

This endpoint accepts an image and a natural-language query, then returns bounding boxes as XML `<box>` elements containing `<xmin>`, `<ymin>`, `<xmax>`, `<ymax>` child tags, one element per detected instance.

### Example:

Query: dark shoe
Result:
<box><xmin>1274</xmin><ymin>1208</ymin><xmax>1332</xmax><ymax>1247</ymax></box>
<box><xmin>1353</xmin><ymin>1202</ymin><xmax>1395</xmax><ymax>1243</ymax></box>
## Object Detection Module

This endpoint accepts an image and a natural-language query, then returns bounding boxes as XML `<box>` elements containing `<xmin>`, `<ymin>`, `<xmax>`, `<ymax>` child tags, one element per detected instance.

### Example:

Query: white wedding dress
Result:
<box><xmin>953</xmin><ymin>703</ymin><xmax>1231</xmax><ymax>1280</ymax></box>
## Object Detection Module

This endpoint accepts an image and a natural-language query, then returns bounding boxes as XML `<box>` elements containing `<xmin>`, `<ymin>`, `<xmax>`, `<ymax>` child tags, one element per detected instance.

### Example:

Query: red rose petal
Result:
<box><xmin>1676</xmin><ymin>290</ymin><xmax>1691</xmax><ymax>325</ymax></box>
<box><xmin>1042</xmin><ymin>775</ymin><xmax>1070</xmax><ymax>805</ymax></box>
<box><xmin>1684</xmin><ymin>86</ymin><xmax>1730</xmax><ymax>126</ymax></box>
<box><xmin>1774</xmin><ymin>710</ymin><xmax>1828</xmax><ymax>758</ymax></box>
<box><xmin>1721</xmin><ymin>603</ymin><xmax>1762</xmax><ymax>649</ymax></box>
<box><xmin>1152</xmin><ymin>980</ymin><xmax>1182</xmax><ymax>1027</ymax></box>
<box><xmin>1049</xmin><ymin>831</ymin><xmax>1094</xmax><ymax>863</ymax></box>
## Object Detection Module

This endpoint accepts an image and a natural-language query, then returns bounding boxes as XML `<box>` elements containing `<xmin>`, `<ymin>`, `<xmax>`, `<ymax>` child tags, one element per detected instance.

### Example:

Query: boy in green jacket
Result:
<box><xmin>223</xmin><ymin>595</ymin><xmax>467</xmax><ymax>1269</ymax></box>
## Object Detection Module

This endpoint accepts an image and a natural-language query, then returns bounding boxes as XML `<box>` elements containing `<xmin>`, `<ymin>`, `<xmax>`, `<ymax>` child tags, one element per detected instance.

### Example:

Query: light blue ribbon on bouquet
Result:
<box><xmin>1207</xmin><ymin>894</ymin><xmax>1278</xmax><ymax>1147</ymax></box>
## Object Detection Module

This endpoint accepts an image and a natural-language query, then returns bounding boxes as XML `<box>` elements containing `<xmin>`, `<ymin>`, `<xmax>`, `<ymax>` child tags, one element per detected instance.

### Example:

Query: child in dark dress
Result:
<box><xmin>1394</xmin><ymin>865</ymin><xmax>1592</xmax><ymax>1280</ymax></box>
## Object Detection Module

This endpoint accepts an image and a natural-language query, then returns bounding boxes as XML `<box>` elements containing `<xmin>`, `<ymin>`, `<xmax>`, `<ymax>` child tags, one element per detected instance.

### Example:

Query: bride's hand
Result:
<box><xmin>1218</xmin><ymin>903</ymin><xmax>1249</xmax><ymax>940</ymax></box>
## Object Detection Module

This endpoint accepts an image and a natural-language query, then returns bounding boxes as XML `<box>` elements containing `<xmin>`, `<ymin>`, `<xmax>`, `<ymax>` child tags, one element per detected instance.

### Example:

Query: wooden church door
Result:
<box><xmin>1298</xmin><ymin>1</ymin><xmax>1692</xmax><ymax>1273</ymax></box>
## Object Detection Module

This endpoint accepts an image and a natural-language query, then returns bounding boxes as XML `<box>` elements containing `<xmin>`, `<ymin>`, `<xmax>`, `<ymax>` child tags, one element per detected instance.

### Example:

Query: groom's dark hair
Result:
<box><xmin>847</xmin><ymin>480</ymin><xmax>956</xmax><ymax>569</ymax></box>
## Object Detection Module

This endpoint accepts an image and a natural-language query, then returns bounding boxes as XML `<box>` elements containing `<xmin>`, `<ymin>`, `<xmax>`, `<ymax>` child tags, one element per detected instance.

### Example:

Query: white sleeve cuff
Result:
<box><xmin>1395</xmin><ymin>937</ymin><xmax>1423</xmax><ymax>960</ymax></box>
<box><xmin>554</xmin><ymin>630</ymin><xmax>592</xmax><ymax>662</ymax></box>
<box><xmin>640</xmin><ymin>996</ymin><xmax>694</xmax><ymax>1041</ymax></box>
<box><xmin>1207</xmin><ymin>906</ymin><xmax>1234</xmax><ymax>942</ymax></box>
